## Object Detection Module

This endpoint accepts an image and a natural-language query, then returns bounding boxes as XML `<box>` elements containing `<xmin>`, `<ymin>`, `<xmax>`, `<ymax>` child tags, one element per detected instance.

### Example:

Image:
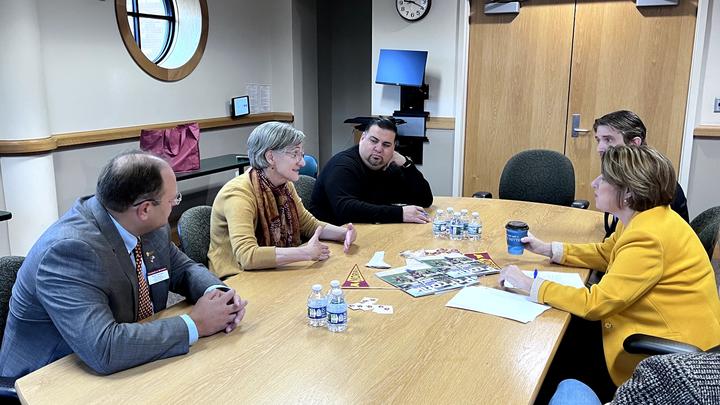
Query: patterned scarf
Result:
<box><xmin>249</xmin><ymin>168</ymin><xmax>302</xmax><ymax>247</ymax></box>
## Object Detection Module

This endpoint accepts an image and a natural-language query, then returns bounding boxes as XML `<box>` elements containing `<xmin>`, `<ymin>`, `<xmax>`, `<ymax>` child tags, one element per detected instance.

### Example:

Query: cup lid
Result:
<box><xmin>506</xmin><ymin>221</ymin><xmax>529</xmax><ymax>230</ymax></box>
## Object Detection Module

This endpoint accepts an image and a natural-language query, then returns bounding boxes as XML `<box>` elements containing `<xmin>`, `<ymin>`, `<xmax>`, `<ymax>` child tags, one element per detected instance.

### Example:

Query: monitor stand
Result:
<box><xmin>395</xmin><ymin>84</ymin><xmax>429</xmax><ymax>117</ymax></box>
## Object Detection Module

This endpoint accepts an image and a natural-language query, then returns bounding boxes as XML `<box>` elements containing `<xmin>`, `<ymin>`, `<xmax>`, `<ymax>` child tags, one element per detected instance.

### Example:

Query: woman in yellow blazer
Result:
<box><xmin>500</xmin><ymin>145</ymin><xmax>720</xmax><ymax>386</ymax></box>
<box><xmin>208</xmin><ymin>122</ymin><xmax>356</xmax><ymax>279</ymax></box>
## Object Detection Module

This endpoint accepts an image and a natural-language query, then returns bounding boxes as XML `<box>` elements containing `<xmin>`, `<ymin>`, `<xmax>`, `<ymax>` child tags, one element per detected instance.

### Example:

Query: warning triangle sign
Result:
<box><xmin>342</xmin><ymin>264</ymin><xmax>370</xmax><ymax>288</ymax></box>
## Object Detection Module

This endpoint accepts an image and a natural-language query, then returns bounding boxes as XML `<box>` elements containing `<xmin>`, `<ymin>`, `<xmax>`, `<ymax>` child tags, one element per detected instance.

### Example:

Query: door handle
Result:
<box><xmin>572</xmin><ymin>114</ymin><xmax>591</xmax><ymax>138</ymax></box>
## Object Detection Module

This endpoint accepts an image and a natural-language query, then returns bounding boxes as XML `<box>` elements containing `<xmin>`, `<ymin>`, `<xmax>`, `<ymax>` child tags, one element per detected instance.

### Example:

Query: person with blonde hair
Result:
<box><xmin>208</xmin><ymin>122</ymin><xmax>356</xmax><ymax>279</ymax></box>
<box><xmin>500</xmin><ymin>145</ymin><xmax>720</xmax><ymax>389</ymax></box>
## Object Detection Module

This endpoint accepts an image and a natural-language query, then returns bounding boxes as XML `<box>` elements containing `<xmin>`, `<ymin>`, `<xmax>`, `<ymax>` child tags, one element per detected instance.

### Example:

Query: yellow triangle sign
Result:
<box><xmin>342</xmin><ymin>264</ymin><xmax>370</xmax><ymax>288</ymax></box>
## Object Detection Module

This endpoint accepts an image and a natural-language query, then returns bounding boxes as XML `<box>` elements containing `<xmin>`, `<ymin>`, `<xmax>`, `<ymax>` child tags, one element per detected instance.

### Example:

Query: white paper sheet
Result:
<box><xmin>366</xmin><ymin>251</ymin><xmax>391</xmax><ymax>269</ymax></box>
<box><xmin>446</xmin><ymin>286</ymin><xmax>550</xmax><ymax>323</ymax></box>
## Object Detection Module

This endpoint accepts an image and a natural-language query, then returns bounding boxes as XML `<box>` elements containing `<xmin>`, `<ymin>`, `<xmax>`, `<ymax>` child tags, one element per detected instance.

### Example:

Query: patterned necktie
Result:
<box><xmin>133</xmin><ymin>240</ymin><xmax>154</xmax><ymax>320</ymax></box>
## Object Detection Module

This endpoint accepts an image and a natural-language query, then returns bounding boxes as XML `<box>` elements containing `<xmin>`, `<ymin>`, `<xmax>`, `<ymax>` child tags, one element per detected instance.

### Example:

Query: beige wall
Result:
<box><xmin>371</xmin><ymin>0</ymin><xmax>461</xmax><ymax>197</ymax></box>
<box><xmin>0</xmin><ymin>0</ymin><xmax>318</xmax><ymax>255</ymax></box>
<box><xmin>687</xmin><ymin>0</ymin><xmax>720</xmax><ymax>220</ymax></box>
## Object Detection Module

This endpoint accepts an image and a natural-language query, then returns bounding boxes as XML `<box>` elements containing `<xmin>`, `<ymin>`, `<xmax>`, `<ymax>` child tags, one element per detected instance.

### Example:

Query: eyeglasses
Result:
<box><xmin>132</xmin><ymin>192</ymin><xmax>183</xmax><ymax>207</ymax></box>
<box><xmin>282</xmin><ymin>150</ymin><xmax>305</xmax><ymax>162</ymax></box>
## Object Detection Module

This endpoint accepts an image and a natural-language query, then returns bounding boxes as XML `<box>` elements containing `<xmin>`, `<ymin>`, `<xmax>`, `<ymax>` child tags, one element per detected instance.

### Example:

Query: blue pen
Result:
<box><xmin>533</xmin><ymin>269</ymin><xmax>538</xmax><ymax>279</ymax></box>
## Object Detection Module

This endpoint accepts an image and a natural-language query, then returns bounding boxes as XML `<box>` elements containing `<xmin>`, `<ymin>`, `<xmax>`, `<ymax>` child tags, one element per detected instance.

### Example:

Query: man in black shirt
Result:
<box><xmin>593</xmin><ymin>110</ymin><xmax>689</xmax><ymax>238</ymax></box>
<box><xmin>308</xmin><ymin>117</ymin><xmax>433</xmax><ymax>224</ymax></box>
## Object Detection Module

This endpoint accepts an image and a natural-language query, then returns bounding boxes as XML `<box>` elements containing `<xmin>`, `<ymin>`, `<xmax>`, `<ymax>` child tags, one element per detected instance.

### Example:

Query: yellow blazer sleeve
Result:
<box><xmin>560</xmin><ymin>226</ymin><xmax>620</xmax><ymax>272</ymax></box>
<box><xmin>223</xmin><ymin>184</ymin><xmax>277</xmax><ymax>270</ymax></box>
<box><xmin>539</xmin><ymin>227</ymin><xmax>664</xmax><ymax>320</ymax></box>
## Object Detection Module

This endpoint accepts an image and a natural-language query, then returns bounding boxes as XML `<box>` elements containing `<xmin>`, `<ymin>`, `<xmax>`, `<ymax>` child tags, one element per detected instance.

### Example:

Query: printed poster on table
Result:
<box><xmin>375</xmin><ymin>252</ymin><xmax>501</xmax><ymax>297</ymax></box>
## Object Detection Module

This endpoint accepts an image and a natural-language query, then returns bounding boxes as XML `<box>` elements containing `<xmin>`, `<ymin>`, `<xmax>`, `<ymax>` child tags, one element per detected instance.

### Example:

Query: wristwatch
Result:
<box><xmin>401</xmin><ymin>155</ymin><xmax>414</xmax><ymax>168</ymax></box>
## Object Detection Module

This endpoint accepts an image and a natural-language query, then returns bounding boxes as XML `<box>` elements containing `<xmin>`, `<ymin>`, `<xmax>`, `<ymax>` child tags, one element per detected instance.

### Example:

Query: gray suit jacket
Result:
<box><xmin>0</xmin><ymin>196</ymin><xmax>223</xmax><ymax>378</ymax></box>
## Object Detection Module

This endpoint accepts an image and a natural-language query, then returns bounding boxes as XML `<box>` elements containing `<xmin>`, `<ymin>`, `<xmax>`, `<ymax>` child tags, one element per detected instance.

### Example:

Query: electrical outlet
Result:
<box><xmin>715</xmin><ymin>98</ymin><xmax>720</xmax><ymax>113</ymax></box>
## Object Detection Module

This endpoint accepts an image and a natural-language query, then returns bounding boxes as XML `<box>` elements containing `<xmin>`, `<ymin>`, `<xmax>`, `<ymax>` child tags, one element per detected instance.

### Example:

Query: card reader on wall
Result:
<box><xmin>231</xmin><ymin>96</ymin><xmax>250</xmax><ymax>118</ymax></box>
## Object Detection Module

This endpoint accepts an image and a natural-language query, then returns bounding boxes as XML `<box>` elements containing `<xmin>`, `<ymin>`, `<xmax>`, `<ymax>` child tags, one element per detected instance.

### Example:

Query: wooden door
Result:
<box><xmin>463</xmin><ymin>0</ymin><xmax>697</xmax><ymax>204</ymax></box>
<box><xmin>565</xmin><ymin>0</ymin><xmax>698</xmax><ymax>203</ymax></box>
<box><xmin>462</xmin><ymin>1</ymin><xmax>576</xmax><ymax>197</ymax></box>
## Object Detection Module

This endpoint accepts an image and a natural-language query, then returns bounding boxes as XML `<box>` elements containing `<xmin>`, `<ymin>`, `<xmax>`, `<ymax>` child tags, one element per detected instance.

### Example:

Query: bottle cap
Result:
<box><xmin>330</xmin><ymin>280</ymin><xmax>340</xmax><ymax>288</ymax></box>
<box><xmin>312</xmin><ymin>284</ymin><xmax>322</xmax><ymax>291</ymax></box>
<box><xmin>461</xmin><ymin>209</ymin><xmax>468</xmax><ymax>214</ymax></box>
<box><xmin>472</xmin><ymin>212</ymin><xmax>479</xmax><ymax>217</ymax></box>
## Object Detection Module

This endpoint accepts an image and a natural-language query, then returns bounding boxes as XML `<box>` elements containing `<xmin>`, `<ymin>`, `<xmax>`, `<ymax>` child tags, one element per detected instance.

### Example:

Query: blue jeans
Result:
<box><xmin>549</xmin><ymin>379</ymin><xmax>603</xmax><ymax>405</ymax></box>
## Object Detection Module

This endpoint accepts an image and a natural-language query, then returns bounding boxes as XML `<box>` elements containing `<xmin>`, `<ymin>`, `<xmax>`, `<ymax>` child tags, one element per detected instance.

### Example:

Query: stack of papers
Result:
<box><xmin>446</xmin><ymin>271</ymin><xmax>586</xmax><ymax>323</ymax></box>
<box><xmin>446</xmin><ymin>286</ymin><xmax>550</xmax><ymax>323</ymax></box>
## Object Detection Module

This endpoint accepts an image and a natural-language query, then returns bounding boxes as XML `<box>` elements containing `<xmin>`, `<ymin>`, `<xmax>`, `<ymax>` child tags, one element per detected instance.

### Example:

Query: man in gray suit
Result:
<box><xmin>0</xmin><ymin>151</ymin><xmax>248</xmax><ymax>378</ymax></box>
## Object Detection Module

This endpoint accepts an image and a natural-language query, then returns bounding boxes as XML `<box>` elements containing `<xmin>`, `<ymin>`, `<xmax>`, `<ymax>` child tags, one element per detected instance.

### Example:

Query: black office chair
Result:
<box><xmin>293</xmin><ymin>175</ymin><xmax>316</xmax><ymax>206</ymax></box>
<box><xmin>473</xmin><ymin>149</ymin><xmax>589</xmax><ymax>209</ymax></box>
<box><xmin>177</xmin><ymin>206</ymin><xmax>212</xmax><ymax>267</ymax></box>
<box><xmin>0</xmin><ymin>256</ymin><xmax>24</xmax><ymax>402</ymax></box>
<box><xmin>690</xmin><ymin>206</ymin><xmax>720</xmax><ymax>260</ymax></box>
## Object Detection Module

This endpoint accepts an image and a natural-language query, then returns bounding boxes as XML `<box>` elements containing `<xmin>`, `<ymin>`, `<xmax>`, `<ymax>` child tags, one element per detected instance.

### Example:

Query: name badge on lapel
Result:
<box><xmin>147</xmin><ymin>267</ymin><xmax>169</xmax><ymax>285</ymax></box>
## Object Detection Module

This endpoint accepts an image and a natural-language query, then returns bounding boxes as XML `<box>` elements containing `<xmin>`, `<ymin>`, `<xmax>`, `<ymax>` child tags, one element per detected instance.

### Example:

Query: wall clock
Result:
<box><xmin>396</xmin><ymin>0</ymin><xmax>431</xmax><ymax>22</ymax></box>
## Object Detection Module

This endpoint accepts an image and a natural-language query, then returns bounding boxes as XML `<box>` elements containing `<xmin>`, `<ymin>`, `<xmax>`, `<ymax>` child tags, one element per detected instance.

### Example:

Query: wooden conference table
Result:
<box><xmin>15</xmin><ymin>197</ymin><xmax>604</xmax><ymax>404</ymax></box>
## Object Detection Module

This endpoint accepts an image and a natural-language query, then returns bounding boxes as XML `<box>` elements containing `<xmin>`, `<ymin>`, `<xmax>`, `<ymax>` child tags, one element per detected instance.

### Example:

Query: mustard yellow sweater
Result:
<box><xmin>208</xmin><ymin>173</ymin><xmax>325</xmax><ymax>279</ymax></box>
<box><xmin>537</xmin><ymin>206</ymin><xmax>720</xmax><ymax>386</ymax></box>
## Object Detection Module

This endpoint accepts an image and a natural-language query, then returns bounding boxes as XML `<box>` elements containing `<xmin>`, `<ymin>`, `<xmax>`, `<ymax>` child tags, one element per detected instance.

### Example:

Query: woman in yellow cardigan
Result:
<box><xmin>500</xmin><ymin>145</ymin><xmax>720</xmax><ymax>386</ymax></box>
<box><xmin>208</xmin><ymin>122</ymin><xmax>356</xmax><ymax>279</ymax></box>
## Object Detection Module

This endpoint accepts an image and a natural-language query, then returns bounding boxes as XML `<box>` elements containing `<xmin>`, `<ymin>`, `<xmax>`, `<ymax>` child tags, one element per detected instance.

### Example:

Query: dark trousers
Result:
<box><xmin>534</xmin><ymin>316</ymin><xmax>617</xmax><ymax>404</ymax></box>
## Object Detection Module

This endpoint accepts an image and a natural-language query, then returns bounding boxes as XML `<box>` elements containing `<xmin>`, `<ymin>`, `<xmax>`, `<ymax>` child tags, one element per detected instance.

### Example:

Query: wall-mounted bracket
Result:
<box><xmin>485</xmin><ymin>2</ymin><xmax>520</xmax><ymax>15</ymax></box>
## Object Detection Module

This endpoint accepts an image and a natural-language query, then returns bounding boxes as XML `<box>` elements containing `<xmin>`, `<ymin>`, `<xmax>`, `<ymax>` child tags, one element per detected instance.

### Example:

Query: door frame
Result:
<box><xmin>452</xmin><ymin>0</ymin><xmax>471</xmax><ymax>196</ymax></box>
<box><xmin>679</xmin><ymin>0</ymin><xmax>711</xmax><ymax>190</ymax></box>
<box><xmin>454</xmin><ymin>0</ymin><xmax>712</xmax><ymax>195</ymax></box>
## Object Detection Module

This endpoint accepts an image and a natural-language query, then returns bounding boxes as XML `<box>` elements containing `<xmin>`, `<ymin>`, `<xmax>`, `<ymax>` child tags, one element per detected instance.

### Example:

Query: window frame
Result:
<box><xmin>126</xmin><ymin>0</ymin><xmax>176</xmax><ymax>64</ymax></box>
<box><xmin>115</xmin><ymin>0</ymin><xmax>209</xmax><ymax>81</ymax></box>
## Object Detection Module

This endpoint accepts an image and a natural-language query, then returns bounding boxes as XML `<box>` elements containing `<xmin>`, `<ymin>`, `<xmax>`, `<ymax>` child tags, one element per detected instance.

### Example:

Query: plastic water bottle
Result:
<box><xmin>445</xmin><ymin>207</ymin><xmax>455</xmax><ymax>237</ymax></box>
<box><xmin>327</xmin><ymin>288</ymin><xmax>348</xmax><ymax>332</ymax></box>
<box><xmin>432</xmin><ymin>209</ymin><xmax>446</xmax><ymax>238</ymax></box>
<box><xmin>449</xmin><ymin>212</ymin><xmax>464</xmax><ymax>241</ymax></box>
<box><xmin>460</xmin><ymin>209</ymin><xmax>469</xmax><ymax>239</ymax></box>
<box><xmin>327</xmin><ymin>289</ymin><xmax>348</xmax><ymax>332</ymax></box>
<box><xmin>326</xmin><ymin>279</ymin><xmax>340</xmax><ymax>299</ymax></box>
<box><xmin>307</xmin><ymin>284</ymin><xmax>327</xmax><ymax>327</ymax></box>
<box><xmin>468</xmin><ymin>212</ymin><xmax>482</xmax><ymax>241</ymax></box>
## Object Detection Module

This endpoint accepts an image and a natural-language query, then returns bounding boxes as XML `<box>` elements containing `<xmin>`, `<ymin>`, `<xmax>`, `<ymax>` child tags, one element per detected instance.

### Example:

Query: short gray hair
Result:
<box><xmin>247</xmin><ymin>122</ymin><xmax>305</xmax><ymax>169</ymax></box>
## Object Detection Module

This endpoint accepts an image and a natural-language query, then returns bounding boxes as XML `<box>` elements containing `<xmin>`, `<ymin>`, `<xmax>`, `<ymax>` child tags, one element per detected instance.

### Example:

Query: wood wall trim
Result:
<box><xmin>0</xmin><ymin>112</ymin><xmax>294</xmax><ymax>155</ymax></box>
<box><xmin>694</xmin><ymin>125</ymin><xmax>720</xmax><ymax>138</ymax></box>
<box><xmin>426</xmin><ymin>117</ymin><xmax>455</xmax><ymax>130</ymax></box>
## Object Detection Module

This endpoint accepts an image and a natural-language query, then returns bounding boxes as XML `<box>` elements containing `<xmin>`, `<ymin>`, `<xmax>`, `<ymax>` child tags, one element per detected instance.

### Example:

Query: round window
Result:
<box><xmin>115</xmin><ymin>0</ymin><xmax>208</xmax><ymax>81</ymax></box>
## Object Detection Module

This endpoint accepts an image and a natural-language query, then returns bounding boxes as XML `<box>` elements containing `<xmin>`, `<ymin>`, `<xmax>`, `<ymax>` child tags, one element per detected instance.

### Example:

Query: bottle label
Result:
<box><xmin>308</xmin><ymin>306</ymin><xmax>326</xmax><ymax>319</ymax></box>
<box><xmin>450</xmin><ymin>224</ymin><xmax>463</xmax><ymax>236</ymax></box>
<box><xmin>432</xmin><ymin>220</ymin><xmax>445</xmax><ymax>233</ymax></box>
<box><xmin>327</xmin><ymin>311</ymin><xmax>347</xmax><ymax>325</ymax></box>
<box><xmin>327</xmin><ymin>302</ymin><xmax>347</xmax><ymax>324</ymax></box>
<box><xmin>468</xmin><ymin>224</ymin><xmax>480</xmax><ymax>235</ymax></box>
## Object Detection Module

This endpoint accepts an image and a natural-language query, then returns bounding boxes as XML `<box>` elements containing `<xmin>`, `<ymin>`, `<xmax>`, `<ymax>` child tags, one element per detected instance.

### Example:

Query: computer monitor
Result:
<box><xmin>375</xmin><ymin>49</ymin><xmax>428</xmax><ymax>88</ymax></box>
<box><xmin>231</xmin><ymin>96</ymin><xmax>250</xmax><ymax>118</ymax></box>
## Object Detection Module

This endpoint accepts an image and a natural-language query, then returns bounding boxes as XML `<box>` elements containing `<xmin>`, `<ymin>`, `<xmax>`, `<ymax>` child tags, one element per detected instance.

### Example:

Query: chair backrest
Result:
<box><xmin>177</xmin><ymin>206</ymin><xmax>212</xmax><ymax>266</ymax></box>
<box><xmin>299</xmin><ymin>154</ymin><xmax>319</xmax><ymax>178</ymax></box>
<box><xmin>498</xmin><ymin>149</ymin><xmax>576</xmax><ymax>206</ymax></box>
<box><xmin>0</xmin><ymin>256</ymin><xmax>24</xmax><ymax>346</ymax></box>
<box><xmin>294</xmin><ymin>175</ymin><xmax>316</xmax><ymax>205</ymax></box>
<box><xmin>690</xmin><ymin>206</ymin><xmax>720</xmax><ymax>260</ymax></box>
